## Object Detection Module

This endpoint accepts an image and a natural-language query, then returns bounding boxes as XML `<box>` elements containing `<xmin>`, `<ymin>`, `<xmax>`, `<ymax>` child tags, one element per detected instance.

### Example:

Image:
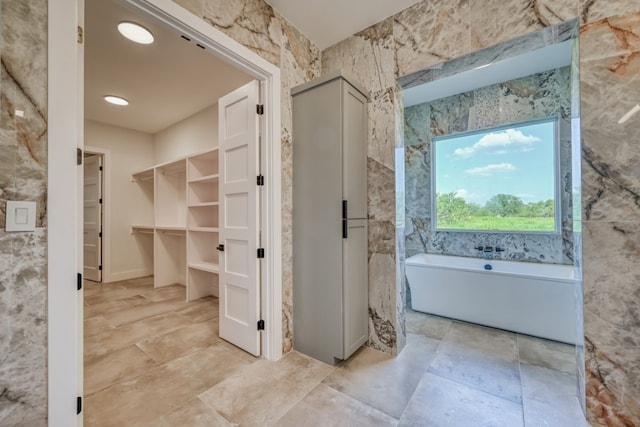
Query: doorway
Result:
<box><xmin>83</xmin><ymin>152</ymin><xmax>103</xmax><ymax>282</ymax></box>
<box><xmin>48</xmin><ymin>0</ymin><xmax>283</xmax><ymax>425</ymax></box>
<box><xmin>396</xmin><ymin>20</ymin><xmax>585</xmax><ymax>423</ymax></box>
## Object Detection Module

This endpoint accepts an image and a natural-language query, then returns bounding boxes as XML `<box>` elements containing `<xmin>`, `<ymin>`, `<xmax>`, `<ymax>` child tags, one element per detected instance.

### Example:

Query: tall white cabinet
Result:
<box><xmin>292</xmin><ymin>72</ymin><xmax>369</xmax><ymax>365</ymax></box>
<box><xmin>131</xmin><ymin>148</ymin><xmax>219</xmax><ymax>301</ymax></box>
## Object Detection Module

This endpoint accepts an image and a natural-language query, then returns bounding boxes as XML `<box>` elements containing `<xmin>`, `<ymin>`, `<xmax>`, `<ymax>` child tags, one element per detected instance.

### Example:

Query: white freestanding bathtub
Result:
<box><xmin>405</xmin><ymin>253</ymin><xmax>578</xmax><ymax>344</ymax></box>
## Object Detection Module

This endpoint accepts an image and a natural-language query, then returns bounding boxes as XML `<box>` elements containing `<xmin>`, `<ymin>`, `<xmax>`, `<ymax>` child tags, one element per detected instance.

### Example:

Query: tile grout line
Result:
<box><xmin>269</xmin><ymin>368</ymin><xmax>336</xmax><ymax>426</ymax></box>
<box><xmin>395</xmin><ymin>334</ymin><xmax>446</xmax><ymax>423</ymax></box>
<box><xmin>83</xmin><ymin>347</ymin><xmax>162</xmax><ymax>399</ymax></box>
<box><xmin>421</xmin><ymin>325</ymin><xmax>525</xmax><ymax>407</ymax></box>
<box><xmin>195</xmin><ymin>394</ymin><xmax>236</xmax><ymax>426</ymax></box>
<box><xmin>516</xmin><ymin>334</ymin><xmax>527</xmax><ymax>426</ymax></box>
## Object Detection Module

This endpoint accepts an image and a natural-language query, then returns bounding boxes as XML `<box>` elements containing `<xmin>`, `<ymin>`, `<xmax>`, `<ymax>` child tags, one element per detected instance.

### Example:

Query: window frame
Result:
<box><xmin>431</xmin><ymin>116</ymin><xmax>561</xmax><ymax>234</ymax></box>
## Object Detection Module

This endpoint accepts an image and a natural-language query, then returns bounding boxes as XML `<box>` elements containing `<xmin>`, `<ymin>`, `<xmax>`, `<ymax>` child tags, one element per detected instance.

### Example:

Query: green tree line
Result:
<box><xmin>437</xmin><ymin>192</ymin><xmax>554</xmax><ymax>224</ymax></box>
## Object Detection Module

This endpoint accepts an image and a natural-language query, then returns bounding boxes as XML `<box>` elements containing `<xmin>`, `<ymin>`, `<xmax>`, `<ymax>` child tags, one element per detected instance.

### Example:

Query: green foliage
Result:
<box><xmin>436</xmin><ymin>192</ymin><xmax>471</xmax><ymax>224</ymax></box>
<box><xmin>485</xmin><ymin>194</ymin><xmax>524</xmax><ymax>217</ymax></box>
<box><xmin>435</xmin><ymin>192</ymin><xmax>555</xmax><ymax>231</ymax></box>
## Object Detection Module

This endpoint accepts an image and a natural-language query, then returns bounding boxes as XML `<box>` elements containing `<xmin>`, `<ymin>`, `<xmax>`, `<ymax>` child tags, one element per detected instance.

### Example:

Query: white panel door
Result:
<box><xmin>83</xmin><ymin>154</ymin><xmax>102</xmax><ymax>282</ymax></box>
<box><xmin>218</xmin><ymin>80</ymin><xmax>261</xmax><ymax>356</ymax></box>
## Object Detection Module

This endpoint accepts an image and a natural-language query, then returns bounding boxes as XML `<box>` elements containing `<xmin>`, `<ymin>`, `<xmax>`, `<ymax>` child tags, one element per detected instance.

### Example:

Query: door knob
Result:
<box><xmin>217</xmin><ymin>244</ymin><xmax>224</xmax><ymax>252</ymax></box>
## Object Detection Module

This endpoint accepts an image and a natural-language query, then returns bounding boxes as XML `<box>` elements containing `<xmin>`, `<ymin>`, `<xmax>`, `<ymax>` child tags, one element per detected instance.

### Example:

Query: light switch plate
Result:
<box><xmin>6</xmin><ymin>201</ymin><xmax>36</xmax><ymax>232</ymax></box>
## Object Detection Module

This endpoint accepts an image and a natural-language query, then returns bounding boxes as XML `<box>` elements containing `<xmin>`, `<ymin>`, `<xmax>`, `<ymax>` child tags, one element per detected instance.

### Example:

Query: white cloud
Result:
<box><xmin>453</xmin><ymin>146</ymin><xmax>475</xmax><ymax>158</ymax></box>
<box><xmin>453</xmin><ymin>129</ymin><xmax>541</xmax><ymax>158</ymax></box>
<box><xmin>454</xmin><ymin>189</ymin><xmax>468</xmax><ymax>198</ymax></box>
<box><xmin>465</xmin><ymin>163</ymin><xmax>516</xmax><ymax>176</ymax></box>
<box><xmin>453</xmin><ymin>189</ymin><xmax>484</xmax><ymax>201</ymax></box>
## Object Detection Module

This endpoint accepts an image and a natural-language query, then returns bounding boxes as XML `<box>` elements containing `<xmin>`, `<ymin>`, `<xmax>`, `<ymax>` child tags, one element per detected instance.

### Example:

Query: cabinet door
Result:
<box><xmin>343</xmin><ymin>219</ymin><xmax>368</xmax><ymax>359</ymax></box>
<box><xmin>342</xmin><ymin>82</ymin><xmax>368</xmax><ymax>220</ymax></box>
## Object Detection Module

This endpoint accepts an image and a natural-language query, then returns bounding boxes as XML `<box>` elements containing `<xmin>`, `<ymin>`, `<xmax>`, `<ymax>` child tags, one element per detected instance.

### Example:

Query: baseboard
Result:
<box><xmin>106</xmin><ymin>269</ymin><xmax>153</xmax><ymax>283</ymax></box>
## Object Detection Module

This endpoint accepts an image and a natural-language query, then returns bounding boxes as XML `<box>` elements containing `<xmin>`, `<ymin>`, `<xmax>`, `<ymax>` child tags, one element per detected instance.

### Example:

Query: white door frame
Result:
<box><xmin>48</xmin><ymin>1</ymin><xmax>283</xmax><ymax>425</ymax></box>
<box><xmin>84</xmin><ymin>147</ymin><xmax>112</xmax><ymax>283</ymax></box>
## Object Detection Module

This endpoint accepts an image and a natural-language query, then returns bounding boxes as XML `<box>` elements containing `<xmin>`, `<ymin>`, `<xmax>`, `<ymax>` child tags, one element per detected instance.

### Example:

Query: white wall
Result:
<box><xmin>154</xmin><ymin>103</ymin><xmax>218</xmax><ymax>163</ymax></box>
<box><xmin>85</xmin><ymin>120</ymin><xmax>155</xmax><ymax>282</ymax></box>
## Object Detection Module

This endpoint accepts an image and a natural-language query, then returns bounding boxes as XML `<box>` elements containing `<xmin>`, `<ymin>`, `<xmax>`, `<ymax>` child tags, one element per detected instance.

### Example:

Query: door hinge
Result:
<box><xmin>99</xmin><ymin>232</ymin><xmax>102</xmax><ymax>238</ymax></box>
<box><xmin>77</xmin><ymin>26</ymin><xmax>84</xmax><ymax>44</ymax></box>
<box><xmin>256</xmin><ymin>104</ymin><xmax>264</xmax><ymax>115</ymax></box>
<box><xmin>98</xmin><ymin>265</ymin><xmax>103</xmax><ymax>271</ymax></box>
<box><xmin>257</xmin><ymin>175</ymin><xmax>264</xmax><ymax>186</ymax></box>
<box><xmin>257</xmin><ymin>320</ymin><xmax>265</xmax><ymax>330</ymax></box>
<box><xmin>77</xmin><ymin>148</ymin><xmax>83</xmax><ymax>165</ymax></box>
<box><xmin>77</xmin><ymin>273</ymin><xmax>82</xmax><ymax>291</ymax></box>
<box><xmin>99</xmin><ymin>198</ymin><xmax>103</xmax><ymax>204</ymax></box>
<box><xmin>99</xmin><ymin>165</ymin><xmax>103</xmax><ymax>171</ymax></box>
<box><xmin>257</xmin><ymin>248</ymin><xmax>265</xmax><ymax>259</ymax></box>
<box><xmin>77</xmin><ymin>396</ymin><xmax>82</xmax><ymax>414</ymax></box>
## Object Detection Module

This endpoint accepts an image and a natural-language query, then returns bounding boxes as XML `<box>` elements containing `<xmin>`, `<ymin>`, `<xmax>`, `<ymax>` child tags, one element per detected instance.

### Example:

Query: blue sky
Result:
<box><xmin>434</xmin><ymin>120</ymin><xmax>556</xmax><ymax>205</ymax></box>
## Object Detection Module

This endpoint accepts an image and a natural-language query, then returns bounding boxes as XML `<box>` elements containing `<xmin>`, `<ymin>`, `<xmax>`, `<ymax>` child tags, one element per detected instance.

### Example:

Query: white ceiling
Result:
<box><xmin>84</xmin><ymin>0</ymin><xmax>252</xmax><ymax>134</ymax></box>
<box><xmin>265</xmin><ymin>0</ymin><xmax>421</xmax><ymax>49</ymax></box>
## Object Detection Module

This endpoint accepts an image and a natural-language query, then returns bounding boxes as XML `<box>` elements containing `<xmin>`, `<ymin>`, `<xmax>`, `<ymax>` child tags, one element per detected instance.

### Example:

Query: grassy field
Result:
<box><xmin>438</xmin><ymin>216</ymin><xmax>554</xmax><ymax>232</ymax></box>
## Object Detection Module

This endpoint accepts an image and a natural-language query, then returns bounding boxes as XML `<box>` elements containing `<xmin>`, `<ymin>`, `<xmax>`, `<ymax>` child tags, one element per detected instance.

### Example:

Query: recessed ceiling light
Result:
<box><xmin>618</xmin><ymin>104</ymin><xmax>640</xmax><ymax>124</ymax></box>
<box><xmin>117</xmin><ymin>21</ymin><xmax>154</xmax><ymax>44</ymax></box>
<box><xmin>104</xmin><ymin>95</ymin><xmax>129</xmax><ymax>106</ymax></box>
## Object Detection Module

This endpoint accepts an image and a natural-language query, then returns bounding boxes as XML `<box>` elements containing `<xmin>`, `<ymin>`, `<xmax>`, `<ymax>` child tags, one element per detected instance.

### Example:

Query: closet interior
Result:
<box><xmin>131</xmin><ymin>148</ymin><xmax>220</xmax><ymax>301</ymax></box>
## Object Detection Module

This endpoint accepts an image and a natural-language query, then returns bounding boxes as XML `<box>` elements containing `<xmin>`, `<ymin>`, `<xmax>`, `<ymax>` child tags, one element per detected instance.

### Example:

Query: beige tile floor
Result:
<box><xmin>84</xmin><ymin>277</ymin><xmax>590</xmax><ymax>426</ymax></box>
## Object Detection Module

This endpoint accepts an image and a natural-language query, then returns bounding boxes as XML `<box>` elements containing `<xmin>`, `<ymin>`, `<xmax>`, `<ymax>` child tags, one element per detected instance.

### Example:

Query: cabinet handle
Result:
<box><xmin>216</xmin><ymin>244</ymin><xmax>225</xmax><ymax>252</ymax></box>
<box><xmin>342</xmin><ymin>200</ymin><xmax>348</xmax><ymax>239</ymax></box>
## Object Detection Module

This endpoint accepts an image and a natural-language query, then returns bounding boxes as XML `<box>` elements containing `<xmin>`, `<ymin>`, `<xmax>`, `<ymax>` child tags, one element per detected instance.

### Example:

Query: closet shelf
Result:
<box><xmin>132</xmin><ymin>168</ymin><xmax>154</xmax><ymax>182</ymax></box>
<box><xmin>131</xmin><ymin>224</ymin><xmax>154</xmax><ymax>234</ymax></box>
<box><xmin>188</xmin><ymin>262</ymin><xmax>219</xmax><ymax>274</ymax></box>
<box><xmin>188</xmin><ymin>202</ymin><xmax>219</xmax><ymax>208</ymax></box>
<box><xmin>189</xmin><ymin>174</ymin><xmax>219</xmax><ymax>184</ymax></box>
<box><xmin>157</xmin><ymin>159</ymin><xmax>186</xmax><ymax>175</ymax></box>
<box><xmin>155</xmin><ymin>225</ymin><xmax>186</xmax><ymax>232</ymax></box>
<box><xmin>189</xmin><ymin>227</ymin><xmax>219</xmax><ymax>233</ymax></box>
<box><xmin>132</xmin><ymin>224</ymin><xmax>154</xmax><ymax>230</ymax></box>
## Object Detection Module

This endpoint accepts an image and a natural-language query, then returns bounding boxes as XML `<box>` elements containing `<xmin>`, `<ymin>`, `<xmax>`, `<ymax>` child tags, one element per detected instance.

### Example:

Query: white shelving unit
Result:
<box><xmin>131</xmin><ymin>148</ymin><xmax>220</xmax><ymax>301</ymax></box>
<box><xmin>187</xmin><ymin>149</ymin><xmax>220</xmax><ymax>301</ymax></box>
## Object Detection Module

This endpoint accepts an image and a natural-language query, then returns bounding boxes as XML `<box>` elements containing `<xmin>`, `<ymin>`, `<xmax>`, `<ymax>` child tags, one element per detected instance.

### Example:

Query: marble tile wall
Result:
<box><xmin>0</xmin><ymin>1</ymin><xmax>48</xmax><ymax>426</ymax></box>
<box><xmin>579</xmin><ymin>12</ymin><xmax>640</xmax><ymax>426</ymax></box>
<box><xmin>404</xmin><ymin>67</ymin><xmax>573</xmax><ymax>264</ymax></box>
<box><xmin>321</xmin><ymin>0</ymin><xmax>640</xmax><ymax>425</ymax></box>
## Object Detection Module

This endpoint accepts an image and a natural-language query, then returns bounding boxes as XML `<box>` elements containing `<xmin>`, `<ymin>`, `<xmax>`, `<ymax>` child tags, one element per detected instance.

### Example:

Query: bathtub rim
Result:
<box><xmin>404</xmin><ymin>253</ymin><xmax>576</xmax><ymax>283</ymax></box>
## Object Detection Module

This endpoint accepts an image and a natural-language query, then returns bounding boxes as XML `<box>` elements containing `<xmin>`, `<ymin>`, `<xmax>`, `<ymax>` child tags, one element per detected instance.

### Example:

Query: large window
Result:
<box><xmin>433</xmin><ymin>118</ymin><xmax>558</xmax><ymax>232</ymax></box>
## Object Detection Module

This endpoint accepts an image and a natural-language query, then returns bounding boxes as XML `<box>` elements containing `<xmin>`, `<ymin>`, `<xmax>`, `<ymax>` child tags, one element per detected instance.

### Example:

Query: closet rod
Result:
<box><xmin>158</xmin><ymin>169</ymin><xmax>185</xmax><ymax>177</ymax></box>
<box><xmin>131</xmin><ymin>229</ymin><xmax>154</xmax><ymax>235</ymax></box>
<box><xmin>131</xmin><ymin>176</ymin><xmax>154</xmax><ymax>183</ymax></box>
<box><xmin>160</xmin><ymin>231</ymin><xmax>185</xmax><ymax>237</ymax></box>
